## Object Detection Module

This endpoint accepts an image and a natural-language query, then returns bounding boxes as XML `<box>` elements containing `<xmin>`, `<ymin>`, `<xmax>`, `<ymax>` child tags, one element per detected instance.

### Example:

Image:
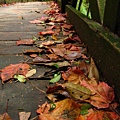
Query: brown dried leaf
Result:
<box><xmin>41</xmin><ymin>41</ymin><xmax>55</xmax><ymax>46</ymax></box>
<box><xmin>62</xmin><ymin>66</ymin><xmax>86</xmax><ymax>84</ymax></box>
<box><xmin>29</xmin><ymin>19</ymin><xmax>43</xmax><ymax>24</ymax></box>
<box><xmin>46</xmin><ymin>54</ymin><xmax>59</xmax><ymax>60</ymax></box>
<box><xmin>51</xmin><ymin>47</ymin><xmax>65</xmax><ymax>57</ymax></box>
<box><xmin>62</xmin><ymin>24</ymin><xmax>73</xmax><ymax>30</ymax></box>
<box><xmin>88</xmin><ymin>58</ymin><xmax>99</xmax><ymax>81</ymax></box>
<box><xmin>33</xmin><ymin>56</ymin><xmax>51</xmax><ymax>63</ymax></box>
<box><xmin>37</xmin><ymin>98</ymin><xmax>81</xmax><ymax>120</ymax></box>
<box><xmin>16</xmin><ymin>39</ymin><xmax>34</xmax><ymax>46</ymax></box>
<box><xmin>64</xmin><ymin>50</ymin><xmax>82</xmax><ymax>60</ymax></box>
<box><xmin>30</xmin><ymin>54</ymin><xmax>37</xmax><ymax>58</ymax></box>
<box><xmin>38</xmin><ymin>30</ymin><xmax>54</xmax><ymax>35</ymax></box>
<box><xmin>23</xmin><ymin>49</ymin><xmax>43</xmax><ymax>54</ymax></box>
<box><xmin>1</xmin><ymin>63</ymin><xmax>30</xmax><ymax>82</ymax></box>
<box><xmin>0</xmin><ymin>113</ymin><xmax>12</xmax><ymax>120</ymax></box>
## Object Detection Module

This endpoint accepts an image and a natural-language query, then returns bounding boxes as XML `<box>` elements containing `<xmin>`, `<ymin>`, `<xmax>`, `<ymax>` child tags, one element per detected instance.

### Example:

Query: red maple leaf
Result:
<box><xmin>81</xmin><ymin>80</ymin><xmax>115</xmax><ymax>109</ymax></box>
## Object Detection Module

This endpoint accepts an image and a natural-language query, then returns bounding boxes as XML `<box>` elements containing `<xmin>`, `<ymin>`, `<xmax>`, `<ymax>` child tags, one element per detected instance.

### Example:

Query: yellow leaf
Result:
<box><xmin>25</xmin><ymin>69</ymin><xmax>36</xmax><ymax>78</ymax></box>
<box><xmin>51</xmin><ymin>35</ymin><xmax>58</xmax><ymax>41</ymax></box>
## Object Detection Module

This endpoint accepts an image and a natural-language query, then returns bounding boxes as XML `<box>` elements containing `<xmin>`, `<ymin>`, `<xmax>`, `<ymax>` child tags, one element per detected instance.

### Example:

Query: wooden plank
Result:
<box><xmin>89</xmin><ymin>0</ymin><xmax>101</xmax><ymax>23</ymax></box>
<box><xmin>66</xmin><ymin>5</ymin><xmax>120</xmax><ymax>101</ymax></box>
<box><xmin>103</xmin><ymin>0</ymin><xmax>120</xmax><ymax>32</ymax></box>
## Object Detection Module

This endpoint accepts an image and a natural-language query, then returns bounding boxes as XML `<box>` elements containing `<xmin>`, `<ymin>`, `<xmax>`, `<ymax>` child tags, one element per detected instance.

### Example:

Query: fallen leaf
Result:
<box><xmin>16</xmin><ymin>39</ymin><xmax>34</xmax><ymax>46</ymax></box>
<box><xmin>34</xmin><ymin>61</ymin><xmax>71</xmax><ymax>68</ymax></box>
<box><xmin>104</xmin><ymin>111</ymin><xmax>120</xmax><ymax>120</ymax></box>
<box><xmin>51</xmin><ymin>35</ymin><xmax>58</xmax><ymax>41</ymax></box>
<box><xmin>62</xmin><ymin>82</ymin><xmax>92</xmax><ymax>101</ymax></box>
<box><xmin>1</xmin><ymin>63</ymin><xmax>30</xmax><ymax>82</ymax></box>
<box><xmin>33</xmin><ymin>56</ymin><xmax>51</xmax><ymax>63</ymax></box>
<box><xmin>64</xmin><ymin>50</ymin><xmax>82</xmax><ymax>60</ymax></box>
<box><xmin>41</xmin><ymin>41</ymin><xmax>55</xmax><ymax>46</ymax></box>
<box><xmin>0</xmin><ymin>113</ymin><xmax>12</xmax><ymax>120</ymax></box>
<box><xmin>14</xmin><ymin>74</ymin><xmax>26</xmax><ymax>83</ymax></box>
<box><xmin>23</xmin><ymin>49</ymin><xmax>43</xmax><ymax>54</ymax></box>
<box><xmin>29</xmin><ymin>19</ymin><xmax>43</xmax><ymax>24</ymax></box>
<box><xmin>39</xmin><ymin>16</ymin><xmax>49</xmax><ymax>21</ymax></box>
<box><xmin>46</xmin><ymin>53</ymin><xmax>59</xmax><ymax>60</ymax></box>
<box><xmin>46</xmin><ymin>22</ymin><xmax>55</xmax><ymax>26</ymax></box>
<box><xmin>63</xmin><ymin>30</ymin><xmax>74</xmax><ymax>36</ymax></box>
<box><xmin>30</xmin><ymin>54</ymin><xmax>38</xmax><ymax>58</ymax></box>
<box><xmin>19</xmin><ymin>112</ymin><xmax>31</xmax><ymax>120</ymax></box>
<box><xmin>80</xmin><ymin>103</ymin><xmax>92</xmax><ymax>115</ymax></box>
<box><xmin>37</xmin><ymin>98</ymin><xmax>82</xmax><ymax>120</ymax></box>
<box><xmin>38</xmin><ymin>30</ymin><xmax>54</xmax><ymax>36</ymax></box>
<box><xmin>49</xmin><ymin>73</ymin><xmax>61</xmax><ymax>83</ymax></box>
<box><xmin>87</xmin><ymin>109</ymin><xmax>120</xmax><ymax>120</ymax></box>
<box><xmin>25</xmin><ymin>69</ymin><xmax>36</xmax><ymax>78</ymax></box>
<box><xmin>46</xmin><ymin>25</ymin><xmax>55</xmax><ymax>30</ymax></box>
<box><xmin>88</xmin><ymin>58</ymin><xmax>99</xmax><ymax>82</ymax></box>
<box><xmin>62</xmin><ymin>24</ymin><xmax>73</xmax><ymax>30</ymax></box>
<box><xmin>51</xmin><ymin>47</ymin><xmax>65</xmax><ymax>57</ymax></box>
<box><xmin>62</xmin><ymin>66</ymin><xmax>86</xmax><ymax>84</ymax></box>
<box><xmin>81</xmin><ymin>80</ymin><xmax>115</xmax><ymax>109</ymax></box>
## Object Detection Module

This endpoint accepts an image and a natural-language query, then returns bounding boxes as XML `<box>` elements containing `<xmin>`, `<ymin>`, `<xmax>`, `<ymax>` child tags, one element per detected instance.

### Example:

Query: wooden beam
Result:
<box><xmin>66</xmin><ymin>5</ymin><xmax>120</xmax><ymax>101</ymax></box>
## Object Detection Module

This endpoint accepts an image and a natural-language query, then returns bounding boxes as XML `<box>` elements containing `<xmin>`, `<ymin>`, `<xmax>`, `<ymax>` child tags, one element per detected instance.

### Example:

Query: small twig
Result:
<box><xmin>28</xmin><ymin>80</ymin><xmax>46</xmax><ymax>93</ymax></box>
<box><xmin>2</xmin><ymin>99</ymin><xmax>9</xmax><ymax>120</ymax></box>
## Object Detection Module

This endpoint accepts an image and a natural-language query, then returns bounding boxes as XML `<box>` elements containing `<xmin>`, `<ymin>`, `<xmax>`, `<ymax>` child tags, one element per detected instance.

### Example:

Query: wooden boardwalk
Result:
<box><xmin>0</xmin><ymin>2</ymin><xmax>50</xmax><ymax>119</ymax></box>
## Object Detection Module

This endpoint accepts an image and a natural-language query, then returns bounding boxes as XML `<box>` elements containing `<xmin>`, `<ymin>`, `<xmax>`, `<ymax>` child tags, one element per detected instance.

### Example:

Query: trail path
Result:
<box><xmin>0</xmin><ymin>2</ymin><xmax>50</xmax><ymax>119</ymax></box>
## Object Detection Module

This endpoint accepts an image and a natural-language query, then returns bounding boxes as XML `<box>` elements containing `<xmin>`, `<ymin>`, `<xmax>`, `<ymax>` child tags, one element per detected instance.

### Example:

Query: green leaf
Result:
<box><xmin>14</xmin><ymin>75</ymin><xmax>26</xmax><ymax>83</ymax></box>
<box><xmin>52</xmin><ymin>64</ymin><xmax>59</xmax><ymax>68</ymax></box>
<box><xmin>80</xmin><ymin>103</ymin><xmax>91</xmax><ymax>115</ymax></box>
<box><xmin>63</xmin><ymin>82</ymin><xmax>92</xmax><ymax>100</ymax></box>
<box><xmin>32</xmin><ymin>36</ymin><xmax>38</xmax><ymax>41</ymax></box>
<box><xmin>81</xmin><ymin>103</ymin><xmax>91</xmax><ymax>110</ymax></box>
<box><xmin>80</xmin><ymin>109</ymin><xmax>88</xmax><ymax>115</ymax></box>
<box><xmin>49</xmin><ymin>102</ymin><xmax>56</xmax><ymax>111</ymax></box>
<box><xmin>49</xmin><ymin>73</ymin><xmax>61</xmax><ymax>83</ymax></box>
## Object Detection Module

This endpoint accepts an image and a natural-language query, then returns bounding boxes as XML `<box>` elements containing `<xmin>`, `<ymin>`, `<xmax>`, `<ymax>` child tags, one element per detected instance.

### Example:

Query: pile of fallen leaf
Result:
<box><xmin>0</xmin><ymin>1</ymin><xmax>120</xmax><ymax>120</ymax></box>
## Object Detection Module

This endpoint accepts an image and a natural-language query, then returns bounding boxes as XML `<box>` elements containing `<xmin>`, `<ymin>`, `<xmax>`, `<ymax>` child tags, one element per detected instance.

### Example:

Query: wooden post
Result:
<box><xmin>103</xmin><ymin>0</ymin><xmax>120</xmax><ymax>33</ymax></box>
<box><xmin>61</xmin><ymin>0</ymin><xmax>68</xmax><ymax>13</ymax></box>
<box><xmin>89</xmin><ymin>0</ymin><xmax>101</xmax><ymax>23</ymax></box>
<box><xmin>71</xmin><ymin>0</ymin><xmax>77</xmax><ymax>8</ymax></box>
